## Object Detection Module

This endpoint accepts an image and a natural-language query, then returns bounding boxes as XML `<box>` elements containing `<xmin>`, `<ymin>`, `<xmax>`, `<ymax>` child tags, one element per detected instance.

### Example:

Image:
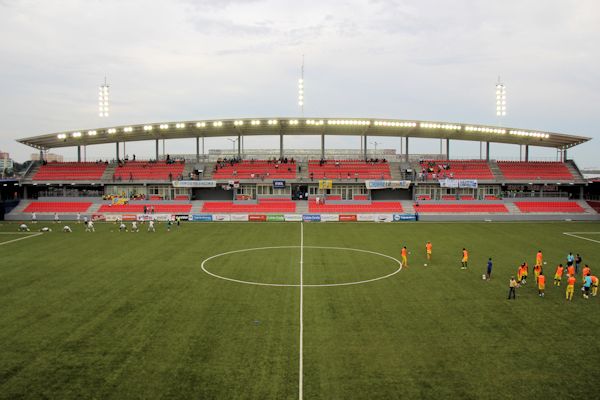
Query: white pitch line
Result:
<box><xmin>299</xmin><ymin>222</ymin><xmax>304</xmax><ymax>400</ymax></box>
<box><xmin>0</xmin><ymin>232</ymin><xmax>43</xmax><ymax>246</ymax></box>
<box><xmin>563</xmin><ymin>232</ymin><xmax>600</xmax><ymax>244</ymax></box>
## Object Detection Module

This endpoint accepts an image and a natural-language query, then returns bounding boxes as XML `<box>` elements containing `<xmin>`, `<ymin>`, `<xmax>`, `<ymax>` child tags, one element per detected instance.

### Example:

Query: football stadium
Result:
<box><xmin>1</xmin><ymin>2</ymin><xmax>600</xmax><ymax>399</ymax></box>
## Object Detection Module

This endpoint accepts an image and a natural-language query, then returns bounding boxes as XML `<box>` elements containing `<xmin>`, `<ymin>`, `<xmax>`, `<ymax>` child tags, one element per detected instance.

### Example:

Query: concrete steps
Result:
<box><xmin>489</xmin><ymin>160</ymin><xmax>504</xmax><ymax>181</ymax></box>
<box><xmin>100</xmin><ymin>163</ymin><xmax>116</xmax><ymax>181</ymax></box>
<box><xmin>294</xmin><ymin>201</ymin><xmax>309</xmax><ymax>214</ymax></box>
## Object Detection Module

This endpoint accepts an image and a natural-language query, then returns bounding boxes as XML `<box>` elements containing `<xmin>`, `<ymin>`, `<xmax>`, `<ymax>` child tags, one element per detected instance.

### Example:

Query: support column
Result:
<box><xmin>155</xmin><ymin>139</ymin><xmax>159</xmax><ymax>161</ymax></box>
<box><xmin>196</xmin><ymin>137</ymin><xmax>200</xmax><ymax>163</ymax></box>
<box><xmin>39</xmin><ymin>150</ymin><xmax>44</xmax><ymax>162</ymax></box>
<box><xmin>525</xmin><ymin>145</ymin><xmax>529</xmax><ymax>162</ymax></box>
<box><xmin>237</xmin><ymin>135</ymin><xmax>241</xmax><ymax>158</ymax></box>
<box><xmin>321</xmin><ymin>134</ymin><xmax>325</xmax><ymax>159</ymax></box>
<box><xmin>77</xmin><ymin>146</ymin><xmax>81</xmax><ymax>162</ymax></box>
<box><xmin>84</xmin><ymin>145</ymin><xmax>87</xmax><ymax>162</ymax></box>
<box><xmin>564</xmin><ymin>149</ymin><xmax>568</xmax><ymax>161</ymax></box>
<box><xmin>280</xmin><ymin>133</ymin><xmax>284</xmax><ymax>158</ymax></box>
<box><xmin>123</xmin><ymin>142</ymin><xmax>126</xmax><ymax>160</ymax></box>
<box><xmin>405</xmin><ymin>137</ymin><xmax>409</xmax><ymax>162</ymax></box>
<box><xmin>446</xmin><ymin>139</ymin><xmax>450</xmax><ymax>160</ymax></box>
<box><xmin>116</xmin><ymin>142</ymin><xmax>120</xmax><ymax>161</ymax></box>
<box><xmin>579</xmin><ymin>185</ymin><xmax>584</xmax><ymax>200</ymax></box>
<box><xmin>202</xmin><ymin>136</ymin><xmax>205</xmax><ymax>157</ymax></box>
<box><xmin>486</xmin><ymin>142</ymin><xmax>490</xmax><ymax>161</ymax></box>
<box><xmin>363</xmin><ymin>135</ymin><xmax>367</xmax><ymax>159</ymax></box>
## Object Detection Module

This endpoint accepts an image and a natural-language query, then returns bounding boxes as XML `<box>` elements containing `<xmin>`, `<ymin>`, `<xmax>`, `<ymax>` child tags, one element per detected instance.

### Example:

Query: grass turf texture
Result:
<box><xmin>0</xmin><ymin>221</ymin><xmax>599</xmax><ymax>399</ymax></box>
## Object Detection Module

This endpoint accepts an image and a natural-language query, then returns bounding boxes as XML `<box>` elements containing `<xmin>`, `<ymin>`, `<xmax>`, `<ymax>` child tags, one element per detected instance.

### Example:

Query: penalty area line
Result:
<box><xmin>0</xmin><ymin>232</ymin><xmax>43</xmax><ymax>246</ymax></box>
<box><xmin>562</xmin><ymin>232</ymin><xmax>600</xmax><ymax>244</ymax></box>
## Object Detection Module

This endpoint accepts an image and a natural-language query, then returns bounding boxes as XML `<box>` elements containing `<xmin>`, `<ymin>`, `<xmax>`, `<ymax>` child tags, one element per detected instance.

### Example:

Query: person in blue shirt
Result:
<box><xmin>567</xmin><ymin>253</ymin><xmax>575</xmax><ymax>268</ymax></box>
<box><xmin>486</xmin><ymin>258</ymin><xmax>493</xmax><ymax>280</ymax></box>
<box><xmin>583</xmin><ymin>275</ymin><xmax>592</xmax><ymax>299</ymax></box>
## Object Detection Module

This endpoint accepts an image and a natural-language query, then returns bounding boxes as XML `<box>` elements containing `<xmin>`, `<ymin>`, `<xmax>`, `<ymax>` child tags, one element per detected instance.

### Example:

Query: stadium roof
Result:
<box><xmin>17</xmin><ymin>117</ymin><xmax>591</xmax><ymax>150</ymax></box>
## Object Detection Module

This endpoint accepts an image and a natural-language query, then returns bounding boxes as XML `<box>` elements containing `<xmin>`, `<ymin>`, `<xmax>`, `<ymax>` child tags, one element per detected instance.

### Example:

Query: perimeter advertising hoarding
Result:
<box><xmin>212</xmin><ymin>214</ymin><xmax>231</xmax><ymax>222</ymax></box>
<box><xmin>249</xmin><ymin>214</ymin><xmax>267</xmax><ymax>222</ymax></box>
<box><xmin>393</xmin><ymin>214</ymin><xmax>417</xmax><ymax>221</ymax></box>
<box><xmin>302</xmin><ymin>214</ymin><xmax>321</xmax><ymax>222</ymax></box>
<box><xmin>266</xmin><ymin>215</ymin><xmax>285</xmax><ymax>222</ymax></box>
<box><xmin>374</xmin><ymin>214</ymin><xmax>394</xmax><ymax>222</ymax></box>
<box><xmin>339</xmin><ymin>214</ymin><xmax>357</xmax><ymax>222</ymax></box>
<box><xmin>174</xmin><ymin>214</ymin><xmax>190</xmax><ymax>221</ymax></box>
<box><xmin>172</xmin><ymin>180</ymin><xmax>216</xmax><ymax>188</ymax></box>
<box><xmin>154</xmin><ymin>214</ymin><xmax>172</xmax><ymax>222</ymax></box>
<box><xmin>320</xmin><ymin>214</ymin><xmax>339</xmax><ymax>222</ymax></box>
<box><xmin>365</xmin><ymin>180</ymin><xmax>411</xmax><ymax>190</ymax></box>
<box><xmin>356</xmin><ymin>214</ymin><xmax>375</xmax><ymax>221</ymax></box>
<box><xmin>137</xmin><ymin>214</ymin><xmax>155</xmax><ymax>221</ymax></box>
<box><xmin>91</xmin><ymin>214</ymin><xmax>106</xmax><ymax>221</ymax></box>
<box><xmin>439</xmin><ymin>179</ymin><xmax>478</xmax><ymax>189</ymax></box>
<box><xmin>284</xmin><ymin>214</ymin><xmax>303</xmax><ymax>222</ymax></box>
<box><xmin>105</xmin><ymin>215</ymin><xmax>121</xmax><ymax>222</ymax></box>
<box><xmin>230</xmin><ymin>214</ymin><xmax>249</xmax><ymax>221</ymax></box>
<box><xmin>192</xmin><ymin>214</ymin><xmax>213</xmax><ymax>222</ymax></box>
<box><xmin>122</xmin><ymin>214</ymin><xmax>137</xmax><ymax>221</ymax></box>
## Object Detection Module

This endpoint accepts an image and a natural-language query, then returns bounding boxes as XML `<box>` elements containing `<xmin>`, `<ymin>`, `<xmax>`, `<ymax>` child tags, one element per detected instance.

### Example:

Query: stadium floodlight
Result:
<box><xmin>176</xmin><ymin>123</ymin><xmax>185</xmax><ymax>128</ymax></box>
<box><xmin>99</xmin><ymin>78</ymin><xmax>109</xmax><ymax>117</ymax></box>
<box><xmin>143</xmin><ymin>125</ymin><xmax>153</xmax><ymax>131</ymax></box>
<box><xmin>496</xmin><ymin>79</ymin><xmax>506</xmax><ymax>117</ymax></box>
<box><xmin>159</xmin><ymin>124</ymin><xmax>169</xmax><ymax>130</ymax></box>
<box><xmin>72</xmin><ymin>131</ymin><xmax>82</xmax><ymax>138</ymax></box>
<box><xmin>196</xmin><ymin>122</ymin><xmax>206</xmax><ymax>128</ymax></box>
<box><xmin>87</xmin><ymin>130</ymin><xmax>97</xmax><ymax>136</ymax></box>
<box><xmin>107</xmin><ymin>128</ymin><xmax>117</xmax><ymax>134</ymax></box>
<box><xmin>124</xmin><ymin>127</ymin><xmax>133</xmax><ymax>132</ymax></box>
<box><xmin>57</xmin><ymin>133</ymin><xmax>67</xmax><ymax>139</ymax></box>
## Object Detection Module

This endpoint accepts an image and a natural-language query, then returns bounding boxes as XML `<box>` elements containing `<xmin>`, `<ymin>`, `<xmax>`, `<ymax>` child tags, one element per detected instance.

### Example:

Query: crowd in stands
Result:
<box><xmin>308</xmin><ymin>159</ymin><xmax>391</xmax><ymax>181</ymax></box>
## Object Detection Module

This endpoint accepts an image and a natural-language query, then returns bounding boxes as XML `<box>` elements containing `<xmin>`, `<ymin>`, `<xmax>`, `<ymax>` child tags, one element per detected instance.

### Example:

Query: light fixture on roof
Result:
<box><xmin>123</xmin><ymin>127</ymin><xmax>133</xmax><ymax>133</ymax></box>
<box><xmin>267</xmin><ymin>119</ymin><xmax>278</xmax><ymax>125</ymax></box>
<box><xmin>234</xmin><ymin>120</ymin><xmax>244</xmax><ymax>126</ymax></box>
<box><xmin>159</xmin><ymin>124</ymin><xmax>169</xmax><ymax>130</ymax></box>
<box><xmin>143</xmin><ymin>125</ymin><xmax>153</xmax><ymax>131</ymax></box>
<box><xmin>213</xmin><ymin>121</ymin><xmax>223</xmax><ymax>127</ymax></box>
<box><xmin>107</xmin><ymin>128</ymin><xmax>117</xmax><ymax>134</ymax></box>
<box><xmin>87</xmin><ymin>130</ymin><xmax>97</xmax><ymax>136</ymax></box>
<box><xmin>72</xmin><ymin>132</ymin><xmax>82</xmax><ymax>138</ymax></box>
<box><xmin>57</xmin><ymin>133</ymin><xmax>67</xmax><ymax>139</ymax></box>
<box><xmin>251</xmin><ymin>120</ymin><xmax>261</xmax><ymax>126</ymax></box>
<box><xmin>196</xmin><ymin>122</ymin><xmax>206</xmax><ymax>128</ymax></box>
<box><xmin>176</xmin><ymin>123</ymin><xmax>185</xmax><ymax>128</ymax></box>
<box><xmin>289</xmin><ymin>119</ymin><xmax>299</xmax><ymax>125</ymax></box>
<box><xmin>98</xmin><ymin>77</ymin><xmax>109</xmax><ymax>117</ymax></box>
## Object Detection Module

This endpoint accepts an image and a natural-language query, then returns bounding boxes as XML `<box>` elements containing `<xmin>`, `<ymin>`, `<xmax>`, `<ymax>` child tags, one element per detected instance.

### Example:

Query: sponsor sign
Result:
<box><xmin>365</xmin><ymin>180</ymin><xmax>411</xmax><ymax>190</ymax></box>
<box><xmin>153</xmin><ymin>214</ymin><xmax>172</xmax><ymax>222</ymax></box>
<box><xmin>374</xmin><ymin>214</ymin><xmax>394</xmax><ymax>222</ymax></box>
<box><xmin>105</xmin><ymin>214</ymin><xmax>121</xmax><ymax>222</ymax></box>
<box><xmin>192</xmin><ymin>214</ymin><xmax>213</xmax><ymax>221</ymax></box>
<box><xmin>122</xmin><ymin>214</ymin><xmax>137</xmax><ymax>221</ymax></box>
<box><xmin>172</xmin><ymin>180</ymin><xmax>216</xmax><ymax>188</ymax></box>
<box><xmin>302</xmin><ymin>214</ymin><xmax>321</xmax><ymax>222</ymax></box>
<box><xmin>228</xmin><ymin>180</ymin><xmax>240</xmax><ymax>189</ymax></box>
<box><xmin>357</xmin><ymin>214</ymin><xmax>375</xmax><ymax>221</ymax></box>
<box><xmin>175</xmin><ymin>214</ymin><xmax>190</xmax><ymax>221</ymax></box>
<box><xmin>91</xmin><ymin>214</ymin><xmax>106</xmax><ymax>221</ymax></box>
<box><xmin>266</xmin><ymin>214</ymin><xmax>285</xmax><ymax>222</ymax></box>
<box><xmin>320</xmin><ymin>214</ymin><xmax>339</xmax><ymax>222</ymax></box>
<box><xmin>249</xmin><ymin>214</ymin><xmax>267</xmax><ymax>222</ymax></box>
<box><xmin>318</xmin><ymin>180</ymin><xmax>333</xmax><ymax>189</ymax></box>
<box><xmin>393</xmin><ymin>213</ymin><xmax>417</xmax><ymax>221</ymax></box>
<box><xmin>273</xmin><ymin>180</ymin><xmax>286</xmax><ymax>189</ymax></box>
<box><xmin>339</xmin><ymin>214</ymin><xmax>357</xmax><ymax>222</ymax></box>
<box><xmin>284</xmin><ymin>214</ymin><xmax>303</xmax><ymax>222</ymax></box>
<box><xmin>137</xmin><ymin>214</ymin><xmax>155</xmax><ymax>221</ymax></box>
<box><xmin>230</xmin><ymin>214</ymin><xmax>249</xmax><ymax>221</ymax></box>
<box><xmin>212</xmin><ymin>214</ymin><xmax>231</xmax><ymax>222</ymax></box>
<box><xmin>439</xmin><ymin>179</ymin><xmax>478</xmax><ymax>189</ymax></box>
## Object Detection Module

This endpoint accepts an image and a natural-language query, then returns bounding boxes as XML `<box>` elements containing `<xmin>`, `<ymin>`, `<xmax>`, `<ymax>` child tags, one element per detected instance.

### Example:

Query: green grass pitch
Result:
<box><xmin>1</xmin><ymin>221</ymin><xmax>599</xmax><ymax>399</ymax></box>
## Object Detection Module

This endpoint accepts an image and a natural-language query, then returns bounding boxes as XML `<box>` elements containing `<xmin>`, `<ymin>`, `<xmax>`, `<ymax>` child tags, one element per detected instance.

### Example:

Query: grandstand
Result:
<box><xmin>2</xmin><ymin>116</ymin><xmax>595</xmax><ymax>222</ymax></box>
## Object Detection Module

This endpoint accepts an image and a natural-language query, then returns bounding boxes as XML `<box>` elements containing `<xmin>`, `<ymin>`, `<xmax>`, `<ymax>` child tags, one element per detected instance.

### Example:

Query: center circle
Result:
<box><xmin>201</xmin><ymin>246</ymin><xmax>402</xmax><ymax>287</ymax></box>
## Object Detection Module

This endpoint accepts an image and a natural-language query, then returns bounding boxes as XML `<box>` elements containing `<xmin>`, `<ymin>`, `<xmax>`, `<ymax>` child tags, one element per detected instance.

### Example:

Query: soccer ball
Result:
<box><xmin>424</xmin><ymin>264</ymin><xmax>428</xmax><ymax>267</ymax></box>
<box><xmin>482</xmin><ymin>274</ymin><xmax>486</xmax><ymax>280</ymax></box>
<box><xmin>543</xmin><ymin>262</ymin><xmax>547</xmax><ymax>265</ymax></box>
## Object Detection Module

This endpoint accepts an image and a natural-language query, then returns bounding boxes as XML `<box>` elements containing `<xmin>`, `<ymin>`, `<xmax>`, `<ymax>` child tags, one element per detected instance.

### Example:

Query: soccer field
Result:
<box><xmin>1</xmin><ymin>221</ymin><xmax>599</xmax><ymax>399</ymax></box>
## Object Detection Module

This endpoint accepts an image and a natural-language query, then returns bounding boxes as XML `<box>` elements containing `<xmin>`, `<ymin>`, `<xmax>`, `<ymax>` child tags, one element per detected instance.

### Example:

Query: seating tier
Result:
<box><xmin>33</xmin><ymin>162</ymin><xmax>107</xmax><ymax>181</ymax></box>
<box><xmin>24</xmin><ymin>202</ymin><xmax>92</xmax><ymax>213</ymax></box>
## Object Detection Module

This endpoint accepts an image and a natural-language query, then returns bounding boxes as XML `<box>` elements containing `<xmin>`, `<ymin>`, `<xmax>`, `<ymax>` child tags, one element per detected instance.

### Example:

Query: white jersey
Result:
<box><xmin>63</xmin><ymin>226</ymin><xmax>72</xmax><ymax>232</ymax></box>
<box><xmin>132</xmin><ymin>221</ymin><xmax>138</xmax><ymax>229</ymax></box>
<box><xmin>31</xmin><ymin>213</ymin><xmax>37</xmax><ymax>220</ymax></box>
<box><xmin>41</xmin><ymin>227</ymin><xmax>51</xmax><ymax>232</ymax></box>
<box><xmin>119</xmin><ymin>223</ymin><xmax>127</xmax><ymax>230</ymax></box>
<box><xmin>77</xmin><ymin>213</ymin><xmax>81</xmax><ymax>220</ymax></box>
<box><xmin>19</xmin><ymin>223</ymin><xmax>29</xmax><ymax>231</ymax></box>
<box><xmin>149</xmin><ymin>220</ymin><xmax>155</xmax><ymax>227</ymax></box>
<box><xmin>54</xmin><ymin>214</ymin><xmax>59</xmax><ymax>221</ymax></box>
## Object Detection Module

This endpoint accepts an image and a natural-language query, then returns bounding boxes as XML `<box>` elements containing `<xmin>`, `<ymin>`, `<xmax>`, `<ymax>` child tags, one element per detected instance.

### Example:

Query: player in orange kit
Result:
<box><xmin>425</xmin><ymin>241</ymin><xmax>432</xmax><ymax>262</ymax></box>
<box><xmin>554</xmin><ymin>264</ymin><xmax>564</xmax><ymax>286</ymax></box>
<box><xmin>536</xmin><ymin>250</ymin><xmax>543</xmax><ymax>266</ymax></box>
<box><xmin>461</xmin><ymin>248</ymin><xmax>469</xmax><ymax>270</ymax></box>
<box><xmin>538</xmin><ymin>273</ymin><xmax>546</xmax><ymax>297</ymax></box>
<box><xmin>582</xmin><ymin>265</ymin><xmax>591</xmax><ymax>277</ymax></box>
<box><xmin>591</xmin><ymin>275</ymin><xmax>599</xmax><ymax>297</ymax></box>
<box><xmin>401</xmin><ymin>246</ymin><xmax>408</xmax><ymax>267</ymax></box>
<box><xmin>566</xmin><ymin>275</ymin><xmax>576</xmax><ymax>301</ymax></box>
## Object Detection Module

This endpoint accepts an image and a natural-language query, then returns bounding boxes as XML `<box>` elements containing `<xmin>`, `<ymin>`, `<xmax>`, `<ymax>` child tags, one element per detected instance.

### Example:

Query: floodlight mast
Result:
<box><xmin>99</xmin><ymin>76</ymin><xmax>109</xmax><ymax>118</ymax></box>
<box><xmin>298</xmin><ymin>55</ymin><xmax>304</xmax><ymax>116</ymax></box>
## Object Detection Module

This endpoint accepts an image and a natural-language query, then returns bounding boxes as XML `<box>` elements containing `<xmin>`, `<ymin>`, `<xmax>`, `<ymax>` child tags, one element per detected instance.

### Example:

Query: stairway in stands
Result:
<box><xmin>401</xmin><ymin>201</ymin><xmax>415</xmax><ymax>214</ymax></box>
<box><xmin>295</xmin><ymin>201</ymin><xmax>309</xmax><ymax>214</ymax></box>
<box><xmin>488</xmin><ymin>160</ymin><xmax>504</xmax><ymax>181</ymax></box>
<box><xmin>101</xmin><ymin>163</ymin><xmax>116</xmax><ymax>181</ymax></box>
<box><xmin>565</xmin><ymin>160</ymin><xmax>586</xmax><ymax>182</ymax></box>
<box><xmin>503</xmin><ymin>202</ymin><xmax>521</xmax><ymax>214</ymax></box>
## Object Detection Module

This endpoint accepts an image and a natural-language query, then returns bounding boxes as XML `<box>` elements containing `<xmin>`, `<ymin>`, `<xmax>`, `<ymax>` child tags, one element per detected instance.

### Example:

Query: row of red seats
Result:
<box><xmin>113</xmin><ymin>162</ymin><xmax>185</xmax><ymax>181</ymax></box>
<box><xmin>415</xmin><ymin>204</ymin><xmax>508</xmax><ymax>213</ymax></box>
<box><xmin>497</xmin><ymin>162</ymin><xmax>574</xmax><ymax>180</ymax></box>
<box><xmin>420</xmin><ymin>160</ymin><xmax>494</xmax><ymax>180</ymax></box>
<box><xmin>308</xmin><ymin>160</ymin><xmax>391</xmax><ymax>180</ymax></box>
<box><xmin>97</xmin><ymin>204</ymin><xmax>192</xmax><ymax>213</ymax></box>
<box><xmin>514</xmin><ymin>201</ymin><xmax>584</xmax><ymax>213</ymax></box>
<box><xmin>24</xmin><ymin>202</ymin><xmax>92</xmax><ymax>212</ymax></box>
<box><xmin>202</xmin><ymin>201</ymin><xmax>296</xmax><ymax>212</ymax></box>
<box><xmin>33</xmin><ymin>162</ymin><xmax>108</xmax><ymax>181</ymax></box>
<box><xmin>213</xmin><ymin>161</ymin><xmax>296</xmax><ymax>179</ymax></box>
<box><xmin>308</xmin><ymin>201</ymin><xmax>402</xmax><ymax>213</ymax></box>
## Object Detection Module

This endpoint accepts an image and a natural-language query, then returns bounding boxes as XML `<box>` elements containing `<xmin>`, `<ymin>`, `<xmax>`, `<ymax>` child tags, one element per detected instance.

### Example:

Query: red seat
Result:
<box><xmin>113</xmin><ymin>161</ymin><xmax>185</xmax><ymax>181</ymax></box>
<box><xmin>514</xmin><ymin>201</ymin><xmax>584</xmax><ymax>213</ymax></box>
<box><xmin>202</xmin><ymin>200</ymin><xmax>296</xmax><ymax>212</ymax></box>
<box><xmin>497</xmin><ymin>162</ymin><xmax>574</xmax><ymax>180</ymax></box>
<box><xmin>415</xmin><ymin>204</ymin><xmax>508</xmax><ymax>213</ymax></box>
<box><xmin>419</xmin><ymin>160</ymin><xmax>494</xmax><ymax>180</ymax></box>
<box><xmin>33</xmin><ymin>162</ymin><xmax>107</xmax><ymax>181</ymax></box>
<box><xmin>308</xmin><ymin>160</ymin><xmax>391</xmax><ymax>180</ymax></box>
<box><xmin>213</xmin><ymin>160</ymin><xmax>296</xmax><ymax>179</ymax></box>
<box><xmin>308</xmin><ymin>201</ymin><xmax>402</xmax><ymax>213</ymax></box>
<box><xmin>98</xmin><ymin>204</ymin><xmax>192</xmax><ymax>213</ymax></box>
<box><xmin>24</xmin><ymin>202</ymin><xmax>92</xmax><ymax>212</ymax></box>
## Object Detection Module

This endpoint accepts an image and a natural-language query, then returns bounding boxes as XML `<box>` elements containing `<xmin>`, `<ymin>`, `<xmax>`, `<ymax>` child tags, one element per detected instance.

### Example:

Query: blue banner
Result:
<box><xmin>393</xmin><ymin>214</ymin><xmax>417</xmax><ymax>221</ymax></box>
<box><xmin>273</xmin><ymin>180</ymin><xmax>286</xmax><ymax>188</ymax></box>
<box><xmin>192</xmin><ymin>214</ymin><xmax>213</xmax><ymax>221</ymax></box>
<box><xmin>302</xmin><ymin>214</ymin><xmax>321</xmax><ymax>222</ymax></box>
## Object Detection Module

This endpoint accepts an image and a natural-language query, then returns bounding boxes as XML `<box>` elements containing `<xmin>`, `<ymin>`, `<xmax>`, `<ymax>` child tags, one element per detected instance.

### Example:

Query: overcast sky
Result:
<box><xmin>0</xmin><ymin>0</ymin><xmax>598</xmax><ymax>166</ymax></box>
